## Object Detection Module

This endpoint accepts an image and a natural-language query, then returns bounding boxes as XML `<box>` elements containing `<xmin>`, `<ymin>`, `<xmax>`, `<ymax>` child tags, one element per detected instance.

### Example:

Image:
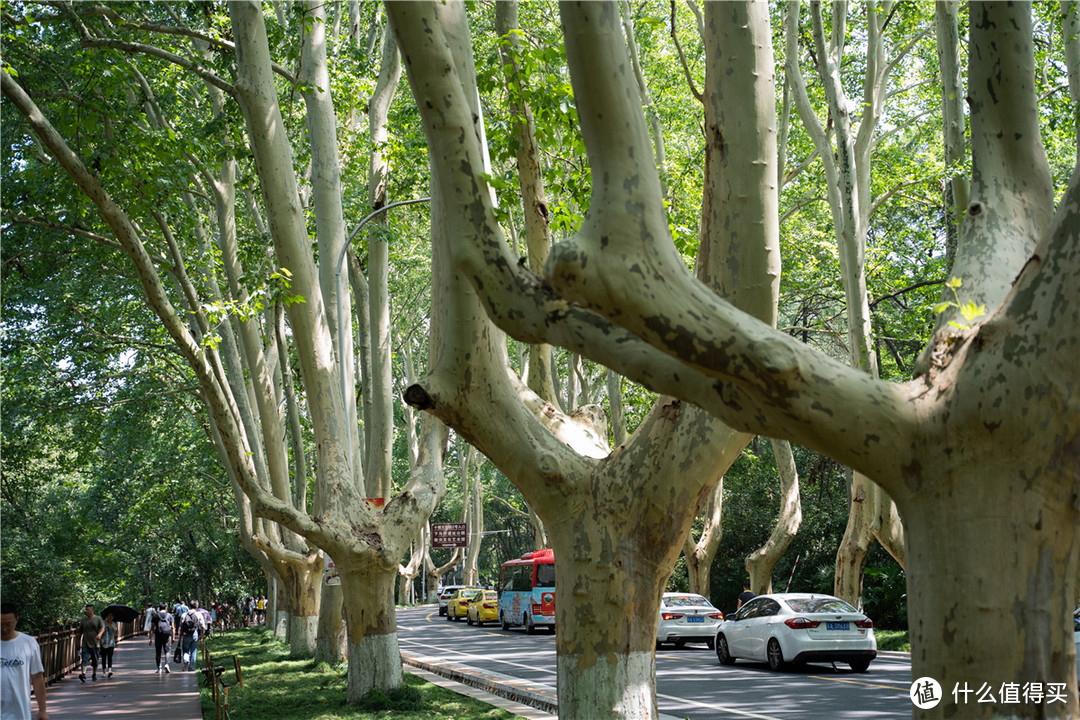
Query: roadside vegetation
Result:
<box><xmin>199</xmin><ymin>627</ymin><xmax>524</xmax><ymax>720</ymax></box>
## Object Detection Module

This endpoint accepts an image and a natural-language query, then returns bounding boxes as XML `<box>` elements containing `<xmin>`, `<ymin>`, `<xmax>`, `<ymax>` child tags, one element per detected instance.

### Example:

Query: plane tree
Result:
<box><xmin>390</xmin><ymin>2</ymin><xmax>1079</xmax><ymax>718</ymax></box>
<box><xmin>1</xmin><ymin>0</ymin><xmax>446</xmax><ymax>698</ymax></box>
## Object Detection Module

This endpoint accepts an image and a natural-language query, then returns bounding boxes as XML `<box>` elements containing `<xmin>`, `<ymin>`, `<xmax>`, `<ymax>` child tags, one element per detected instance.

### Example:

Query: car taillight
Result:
<box><xmin>661</xmin><ymin>612</ymin><xmax>685</xmax><ymax>621</ymax></box>
<box><xmin>708</xmin><ymin>612</ymin><xmax>724</xmax><ymax>619</ymax></box>
<box><xmin>784</xmin><ymin>617</ymin><xmax>821</xmax><ymax>629</ymax></box>
<box><xmin>483</xmin><ymin>602</ymin><xmax>495</xmax><ymax>609</ymax></box>
<box><xmin>855</xmin><ymin>618</ymin><xmax>873</xmax><ymax>629</ymax></box>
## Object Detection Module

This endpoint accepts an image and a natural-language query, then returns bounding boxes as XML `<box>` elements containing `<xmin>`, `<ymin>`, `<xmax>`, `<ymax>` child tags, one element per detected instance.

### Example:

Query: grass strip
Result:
<box><xmin>198</xmin><ymin>626</ymin><xmax>525</xmax><ymax>719</ymax></box>
<box><xmin>875</xmin><ymin>629</ymin><xmax>911</xmax><ymax>653</ymax></box>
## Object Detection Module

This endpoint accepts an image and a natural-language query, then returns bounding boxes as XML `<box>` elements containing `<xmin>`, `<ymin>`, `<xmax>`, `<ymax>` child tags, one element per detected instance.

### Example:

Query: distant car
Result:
<box><xmin>438</xmin><ymin>585</ymin><xmax>467</xmax><ymax>616</ymax></box>
<box><xmin>715</xmin><ymin>593</ymin><xmax>877</xmax><ymax>673</ymax></box>
<box><xmin>446</xmin><ymin>588</ymin><xmax>481</xmax><ymax>621</ymax></box>
<box><xmin>657</xmin><ymin>592</ymin><xmax>724</xmax><ymax>649</ymax></box>
<box><xmin>467</xmin><ymin>590</ymin><xmax>499</xmax><ymax>626</ymax></box>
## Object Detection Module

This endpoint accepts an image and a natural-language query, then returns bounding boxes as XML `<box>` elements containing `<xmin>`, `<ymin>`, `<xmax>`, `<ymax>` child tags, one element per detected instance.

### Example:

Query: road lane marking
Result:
<box><xmin>400</xmin><ymin>638</ymin><xmax>558</xmax><ymax>677</ymax></box>
<box><xmin>808</xmin><ymin>675</ymin><xmax>909</xmax><ymax>692</ymax></box>
<box><xmin>656</xmin><ymin>692</ymin><xmax>788</xmax><ymax>719</ymax></box>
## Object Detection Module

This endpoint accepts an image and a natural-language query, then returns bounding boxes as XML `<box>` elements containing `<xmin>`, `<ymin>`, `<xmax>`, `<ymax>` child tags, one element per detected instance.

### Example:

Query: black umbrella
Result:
<box><xmin>100</xmin><ymin>604</ymin><xmax>140</xmax><ymax>623</ymax></box>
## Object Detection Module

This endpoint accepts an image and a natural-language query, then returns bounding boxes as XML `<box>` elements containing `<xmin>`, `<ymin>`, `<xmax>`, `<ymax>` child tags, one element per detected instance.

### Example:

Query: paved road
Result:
<box><xmin>397</xmin><ymin>605</ymin><xmax>914</xmax><ymax>719</ymax></box>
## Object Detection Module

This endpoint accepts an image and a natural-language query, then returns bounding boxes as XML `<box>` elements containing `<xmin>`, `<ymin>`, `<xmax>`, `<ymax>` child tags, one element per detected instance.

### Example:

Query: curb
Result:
<box><xmin>402</xmin><ymin>651</ymin><xmax>685</xmax><ymax>720</ymax></box>
<box><xmin>402</xmin><ymin>651</ymin><xmax>559</xmax><ymax>714</ymax></box>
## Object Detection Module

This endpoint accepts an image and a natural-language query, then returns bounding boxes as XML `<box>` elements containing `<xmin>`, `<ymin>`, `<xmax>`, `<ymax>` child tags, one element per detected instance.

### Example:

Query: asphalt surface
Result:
<box><xmin>397</xmin><ymin>604</ymin><xmax>915</xmax><ymax>719</ymax></box>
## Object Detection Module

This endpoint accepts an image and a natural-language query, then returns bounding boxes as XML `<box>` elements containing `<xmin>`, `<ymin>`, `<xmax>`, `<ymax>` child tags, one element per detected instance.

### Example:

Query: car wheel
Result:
<box><xmin>500</xmin><ymin>613</ymin><xmax>510</xmax><ymax>631</ymax></box>
<box><xmin>467</xmin><ymin>613</ymin><xmax>474</xmax><ymax>626</ymax></box>
<box><xmin>848</xmin><ymin>658</ymin><xmax>871</xmax><ymax>673</ymax></box>
<box><xmin>525</xmin><ymin>614</ymin><xmax>536</xmax><ymax>635</ymax></box>
<box><xmin>673</xmin><ymin>639</ymin><xmax>686</xmax><ymax>649</ymax></box>
<box><xmin>716</xmin><ymin>635</ymin><xmax>735</xmax><ymax>665</ymax></box>
<box><xmin>445</xmin><ymin>611</ymin><xmax>452</xmax><ymax>621</ymax></box>
<box><xmin>766</xmin><ymin>638</ymin><xmax>786</xmax><ymax>671</ymax></box>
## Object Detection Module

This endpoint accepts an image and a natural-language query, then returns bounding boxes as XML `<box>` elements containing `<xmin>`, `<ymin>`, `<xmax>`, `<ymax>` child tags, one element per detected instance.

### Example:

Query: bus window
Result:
<box><xmin>536</xmin><ymin>563</ymin><xmax>555</xmax><ymax>588</ymax></box>
<box><xmin>513</xmin><ymin>567</ymin><xmax>531</xmax><ymax>592</ymax></box>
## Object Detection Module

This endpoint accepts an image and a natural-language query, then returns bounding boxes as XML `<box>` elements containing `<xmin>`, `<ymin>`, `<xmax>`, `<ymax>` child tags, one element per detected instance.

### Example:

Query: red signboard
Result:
<box><xmin>432</xmin><ymin>522</ymin><xmax>468</xmax><ymax>548</ymax></box>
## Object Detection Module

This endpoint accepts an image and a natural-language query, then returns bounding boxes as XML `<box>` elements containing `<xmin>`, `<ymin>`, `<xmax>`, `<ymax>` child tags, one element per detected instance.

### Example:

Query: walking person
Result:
<box><xmin>147</xmin><ymin>603</ymin><xmax>173</xmax><ymax>674</ymax></box>
<box><xmin>171</xmin><ymin>599</ymin><xmax>188</xmax><ymax>639</ymax></box>
<box><xmin>142</xmin><ymin>601</ymin><xmax>155</xmax><ymax>635</ymax></box>
<box><xmin>1</xmin><ymin>602</ymin><xmax>49</xmax><ymax>720</ymax></box>
<box><xmin>77</xmin><ymin>604</ymin><xmax>104</xmax><ymax>683</ymax></box>
<box><xmin>99</xmin><ymin>611</ymin><xmax>118</xmax><ymax>679</ymax></box>
<box><xmin>195</xmin><ymin>601</ymin><xmax>213</xmax><ymax>639</ymax></box>
<box><xmin>178</xmin><ymin>604</ymin><xmax>204</xmax><ymax>671</ymax></box>
<box><xmin>256</xmin><ymin>596</ymin><xmax>266</xmax><ymax>625</ymax></box>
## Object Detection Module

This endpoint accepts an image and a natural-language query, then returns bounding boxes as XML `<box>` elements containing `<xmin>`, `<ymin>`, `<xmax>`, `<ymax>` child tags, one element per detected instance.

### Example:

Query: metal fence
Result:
<box><xmin>35</xmin><ymin>620</ymin><xmax>142</xmax><ymax>685</ymax></box>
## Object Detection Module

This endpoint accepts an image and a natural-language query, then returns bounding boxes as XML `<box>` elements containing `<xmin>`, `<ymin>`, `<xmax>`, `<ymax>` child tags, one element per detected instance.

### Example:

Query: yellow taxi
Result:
<box><xmin>466</xmin><ymin>590</ymin><xmax>499</xmax><ymax>626</ymax></box>
<box><xmin>446</xmin><ymin>587</ymin><xmax>481</xmax><ymax>621</ymax></box>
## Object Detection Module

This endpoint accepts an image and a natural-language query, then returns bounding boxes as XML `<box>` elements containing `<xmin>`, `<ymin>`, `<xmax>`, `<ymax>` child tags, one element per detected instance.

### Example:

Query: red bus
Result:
<box><xmin>498</xmin><ymin>548</ymin><xmax>555</xmax><ymax>633</ymax></box>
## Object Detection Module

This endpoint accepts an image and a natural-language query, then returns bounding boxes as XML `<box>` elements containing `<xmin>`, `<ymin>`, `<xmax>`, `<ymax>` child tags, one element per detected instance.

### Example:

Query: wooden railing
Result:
<box><xmin>35</xmin><ymin>620</ymin><xmax>142</xmax><ymax>685</ymax></box>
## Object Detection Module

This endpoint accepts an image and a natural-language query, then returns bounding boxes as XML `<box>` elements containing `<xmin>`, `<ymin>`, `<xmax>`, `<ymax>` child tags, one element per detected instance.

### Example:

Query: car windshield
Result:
<box><xmin>786</xmin><ymin>597</ymin><xmax>858</xmax><ymax>614</ymax></box>
<box><xmin>664</xmin><ymin>595</ymin><xmax>712</xmax><ymax>608</ymax></box>
<box><xmin>460</xmin><ymin>589</ymin><xmax>480</xmax><ymax>599</ymax></box>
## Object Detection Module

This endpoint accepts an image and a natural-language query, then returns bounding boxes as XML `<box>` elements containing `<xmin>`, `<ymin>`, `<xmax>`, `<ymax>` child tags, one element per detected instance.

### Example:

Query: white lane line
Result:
<box><xmin>400</xmin><ymin>638</ymin><xmax>559</xmax><ymax>677</ymax></box>
<box><xmin>657</xmin><ymin>692</ymin><xmax>789</xmax><ymax>720</ymax></box>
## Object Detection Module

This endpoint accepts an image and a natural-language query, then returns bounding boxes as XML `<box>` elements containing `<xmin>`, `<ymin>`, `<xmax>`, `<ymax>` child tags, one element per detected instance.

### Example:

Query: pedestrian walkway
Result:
<box><xmin>42</xmin><ymin>636</ymin><xmax>203</xmax><ymax>719</ymax></box>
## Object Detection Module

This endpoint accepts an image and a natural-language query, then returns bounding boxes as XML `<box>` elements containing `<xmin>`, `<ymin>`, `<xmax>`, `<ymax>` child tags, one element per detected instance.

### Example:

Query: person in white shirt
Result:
<box><xmin>0</xmin><ymin>602</ymin><xmax>48</xmax><ymax>720</ymax></box>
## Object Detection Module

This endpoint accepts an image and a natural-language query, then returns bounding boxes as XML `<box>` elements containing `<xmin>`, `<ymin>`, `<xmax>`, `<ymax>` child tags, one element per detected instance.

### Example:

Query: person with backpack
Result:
<box><xmin>147</xmin><ymin>603</ymin><xmax>173</xmax><ymax>674</ymax></box>
<box><xmin>178</xmin><ymin>603</ymin><xmax>205</xmax><ymax>671</ymax></box>
<box><xmin>172</xmin><ymin>599</ymin><xmax>188</xmax><ymax>638</ymax></box>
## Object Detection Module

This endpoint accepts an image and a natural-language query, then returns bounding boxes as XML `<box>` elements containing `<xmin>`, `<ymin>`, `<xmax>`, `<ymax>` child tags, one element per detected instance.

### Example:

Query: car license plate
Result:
<box><xmin>687</xmin><ymin>616</ymin><xmax>704</xmax><ymax>623</ymax></box>
<box><xmin>826</xmin><ymin>621</ymin><xmax>849</xmax><ymax>631</ymax></box>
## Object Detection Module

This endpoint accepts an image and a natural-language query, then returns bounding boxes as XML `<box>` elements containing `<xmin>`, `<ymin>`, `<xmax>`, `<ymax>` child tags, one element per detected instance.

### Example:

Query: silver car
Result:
<box><xmin>656</xmin><ymin>592</ymin><xmax>725</xmax><ymax>649</ymax></box>
<box><xmin>715</xmin><ymin>593</ymin><xmax>877</xmax><ymax>672</ymax></box>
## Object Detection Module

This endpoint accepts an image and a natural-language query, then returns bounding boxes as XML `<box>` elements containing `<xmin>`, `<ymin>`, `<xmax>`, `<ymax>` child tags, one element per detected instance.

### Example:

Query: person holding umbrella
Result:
<box><xmin>99</xmin><ymin>612</ymin><xmax>117</xmax><ymax>678</ymax></box>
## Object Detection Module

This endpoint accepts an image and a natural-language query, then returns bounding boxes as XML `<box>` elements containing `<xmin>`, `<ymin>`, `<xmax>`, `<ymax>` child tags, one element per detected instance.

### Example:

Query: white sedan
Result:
<box><xmin>657</xmin><ymin>592</ymin><xmax>724</xmax><ymax>649</ymax></box>
<box><xmin>715</xmin><ymin>593</ymin><xmax>877</xmax><ymax>672</ymax></box>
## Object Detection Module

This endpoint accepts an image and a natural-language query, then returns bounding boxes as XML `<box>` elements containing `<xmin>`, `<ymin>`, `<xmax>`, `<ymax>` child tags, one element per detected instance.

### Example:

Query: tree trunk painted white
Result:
<box><xmin>335</xmin><ymin>541</ymin><xmax>414</xmax><ymax>698</ymax></box>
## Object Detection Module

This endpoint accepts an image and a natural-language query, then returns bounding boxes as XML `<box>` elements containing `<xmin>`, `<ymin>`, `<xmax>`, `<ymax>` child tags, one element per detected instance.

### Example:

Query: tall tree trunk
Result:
<box><xmin>365</xmin><ymin>23</ymin><xmax>401</xmax><ymax>502</ymax></box>
<box><xmin>745</xmin><ymin>439</ymin><xmax>801</xmax><ymax>594</ymax></box>
<box><xmin>683</xmin><ymin>479</ymin><xmax>722</xmax><ymax>597</ymax></box>
<box><xmin>391</xmin><ymin>5</ymin><xmax>777</xmax><ymax>717</ymax></box>
<box><xmin>495</xmin><ymin>1</ymin><xmax>559</xmax><ymax>409</ymax></box>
